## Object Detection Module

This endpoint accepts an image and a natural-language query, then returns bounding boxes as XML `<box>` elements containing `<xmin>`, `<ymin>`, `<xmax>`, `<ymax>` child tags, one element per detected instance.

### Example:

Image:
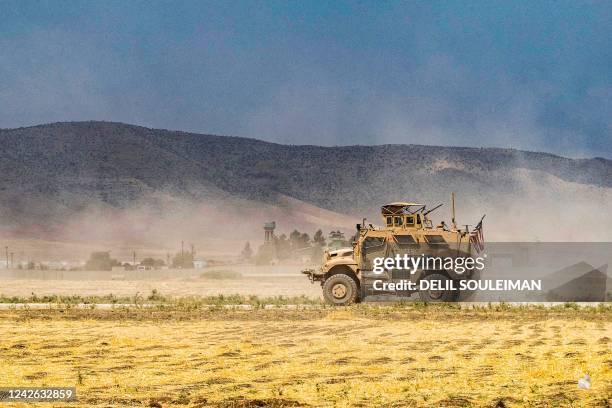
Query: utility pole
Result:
<box><xmin>4</xmin><ymin>246</ymin><xmax>7</xmax><ymax>270</ymax></box>
<box><xmin>181</xmin><ymin>241</ymin><xmax>184</xmax><ymax>269</ymax></box>
<box><xmin>133</xmin><ymin>251</ymin><xmax>136</xmax><ymax>266</ymax></box>
<box><xmin>191</xmin><ymin>244</ymin><xmax>195</xmax><ymax>256</ymax></box>
<box><xmin>451</xmin><ymin>192</ymin><xmax>457</xmax><ymax>231</ymax></box>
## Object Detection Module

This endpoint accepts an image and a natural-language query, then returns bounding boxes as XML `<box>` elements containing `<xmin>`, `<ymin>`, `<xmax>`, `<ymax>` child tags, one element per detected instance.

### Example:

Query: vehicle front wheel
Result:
<box><xmin>322</xmin><ymin>274</ymin><xmax>359</xmax><ymax>306</ymax></box>
<box><xmin>418</xmin><ymin>273</ymin><xmax>458</xmax><ymax>302</ymax></box>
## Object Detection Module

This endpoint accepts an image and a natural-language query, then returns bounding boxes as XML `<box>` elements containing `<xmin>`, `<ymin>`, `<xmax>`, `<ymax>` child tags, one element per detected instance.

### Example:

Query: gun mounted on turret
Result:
<box><xmin>423</xmin><ymin>203</ymin><xmax>443</xmax><ymax>216</ymax></box>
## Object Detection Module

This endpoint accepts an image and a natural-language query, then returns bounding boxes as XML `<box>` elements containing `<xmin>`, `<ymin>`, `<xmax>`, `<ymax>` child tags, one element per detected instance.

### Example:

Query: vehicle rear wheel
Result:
<box><xmin>322</xmin><ymin>274</ymin><xmax>359</xmax><ymax>306</ymax></box>
<box><xmin>418</xmin><ymin>273</ymin><xmax>458</xmax><ymax>302</ymax></box>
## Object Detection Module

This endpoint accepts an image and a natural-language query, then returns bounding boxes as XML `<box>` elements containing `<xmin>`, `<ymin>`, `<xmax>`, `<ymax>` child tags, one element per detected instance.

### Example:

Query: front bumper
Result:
<box><xmin>301</xmin><ymin>268</ymin><xmax>324</xmax><ymax>283</ymax></box>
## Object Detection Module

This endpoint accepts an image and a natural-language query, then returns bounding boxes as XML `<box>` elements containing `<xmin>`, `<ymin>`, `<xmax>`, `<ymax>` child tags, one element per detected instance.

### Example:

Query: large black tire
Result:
<box><xmin>418</xmin><ymin>273</ymin><xmax>458</xmax><ymax>302</ymax></box>
<box><xmin>322</xmin><ymin>274</ymin><xmax>359</xmax><ymax>306</ymax></box>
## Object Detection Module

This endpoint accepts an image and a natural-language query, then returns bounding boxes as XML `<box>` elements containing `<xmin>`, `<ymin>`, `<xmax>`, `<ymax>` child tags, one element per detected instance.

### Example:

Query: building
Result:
<box><xmin>193</xmin><ymin>260</ymin><xmax>207</xmax><ymax>269</ymax></box>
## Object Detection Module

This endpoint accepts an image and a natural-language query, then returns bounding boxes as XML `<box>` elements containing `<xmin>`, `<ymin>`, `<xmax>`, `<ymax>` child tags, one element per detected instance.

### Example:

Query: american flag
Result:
<box><xmin>469</xmin><ymin>217</ymin><xmax>485</xmax><ymax>253</ymax></box>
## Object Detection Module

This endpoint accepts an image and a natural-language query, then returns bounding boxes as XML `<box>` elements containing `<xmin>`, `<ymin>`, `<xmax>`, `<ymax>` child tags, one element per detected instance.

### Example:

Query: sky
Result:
<box><xmin>0</xmin><ymin>0</ymin><xmax>611</xmax><ymax>158</ymax></box>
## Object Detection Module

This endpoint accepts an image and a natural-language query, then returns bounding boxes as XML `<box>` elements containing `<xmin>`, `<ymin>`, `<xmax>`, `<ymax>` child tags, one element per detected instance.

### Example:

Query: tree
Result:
<box><xmin>241</xmin><ymin>242</ymin><xmax>253</xmax><ymax>260</ymax></box>
<box><xmin>85</xmin><ymin>251</ymin><xmax>119</xmax><ymax>271</ymax></box>
<box><xmin>255</xmin><ymin>242</ymin><xmax>275</xmax><ymax>265</ymax></box>
<box><xmin>311</xmin><ymin>229</ymin><xmax>326</xmax><ymax>261</ymax></box>
<box><xmin>289</xmin><ymin>230</ymin><xmax>301</xmax><ymax>247</ymax></box>
<box><xmin>274</xmin><ymin>234</ymin><xmax>291</xmax><ymax>260</ymax></box>
<box><xmin>141</xmin><ymin>258</ymin><xmax>155</xmax><ymax>267</ymax></box>
<box><xmin>313</xmin><ymin>229</ymin><xmax>326</xmax><ymax>247</ymax></box>
<box><xmin>172</xmin><ymin>251</ymin><xmax>194</xmax><ymax>269</ymax></box>
<box><xmin>141</xmin><ymin>258</ymin><xmax>165</xmax><ymax>269</ymax></box>
<box><xmin>289</xmin><ymin>229</ymin><xmax>310</xmax><ymax>251</ymax></box>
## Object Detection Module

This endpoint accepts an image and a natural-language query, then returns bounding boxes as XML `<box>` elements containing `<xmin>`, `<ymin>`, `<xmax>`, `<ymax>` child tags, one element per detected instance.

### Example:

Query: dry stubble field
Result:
<box><xmin>0</xmin><ymin>276</ymin><xmax>322</xmax><ymax>299</ymax></box>
<box><xmin>0</xmin><ymin>305</ymin><xmax>610</xmax><ymax>407</ymax></box>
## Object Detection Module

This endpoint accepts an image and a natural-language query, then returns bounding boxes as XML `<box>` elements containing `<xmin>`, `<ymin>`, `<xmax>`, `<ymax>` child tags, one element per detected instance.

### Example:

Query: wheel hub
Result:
<box><xmin>331</xmin><ymin>283</ymin><xmax>347</xmax><ymax>299</ymax></box>
<box><xmin>429</xmin><ymin>289</ymin><xmax>444</xmax><ymax>299</ymax></box>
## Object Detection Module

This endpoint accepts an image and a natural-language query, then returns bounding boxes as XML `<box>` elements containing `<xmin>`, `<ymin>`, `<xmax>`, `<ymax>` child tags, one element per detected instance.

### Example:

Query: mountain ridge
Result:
<box><xmin>4</xmin><ymin>120</ymin><xmax>610</xmax><ymax>162</ymax></box>
<box><xmin>0</xmin><ymin>121</ymin><xmax>610</xmax><ymax>241</ymax></box>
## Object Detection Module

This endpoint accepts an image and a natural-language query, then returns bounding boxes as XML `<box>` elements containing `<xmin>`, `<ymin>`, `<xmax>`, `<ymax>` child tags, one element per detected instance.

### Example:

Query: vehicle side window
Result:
<box><xmin>364</xmin><ymin>237</ymin><xmax>385</xmax><ymax>250</ymax></box>
<box><xmin>394</xmin><ymin>235</ymin><xmax>417</xmax><ymax>246</ymax></box>
<box><xmin>424</xmin><ymin>235</ymin><xmax>447</xmax><ymax>247</ymax></box>
<box><xmin>386</xmin><ymin>217</ymin><xmax>393</xmax><ymax>227</ymax></box>
<box><xmin>405</xmin><ymin>216</ymin><xmax>415</xmax><ymax>226</ymax></box>
<box><xmin>394</xmin><ymin>216</ymin><xmax>403</xmax><ymax>226</ymax></box>
<box><xmin>361</xmin><ymin>237</ymin><xmax>387</xmax><ymax>270</ymax></box>
<box><xmin>416</xmin><ymin>214</ymin><xmax>422</xmax><ymax>224</ymax></box>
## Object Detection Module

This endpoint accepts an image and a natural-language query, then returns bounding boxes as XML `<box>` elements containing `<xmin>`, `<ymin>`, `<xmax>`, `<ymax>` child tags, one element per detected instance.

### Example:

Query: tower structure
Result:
<box><xmin>263</xmin><ymin>221</ymin><xmax>276</xmax><ymax>243</ymax></box>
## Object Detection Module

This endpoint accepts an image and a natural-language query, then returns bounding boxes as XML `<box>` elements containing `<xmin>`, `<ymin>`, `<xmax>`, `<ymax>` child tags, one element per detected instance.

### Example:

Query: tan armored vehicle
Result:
<box><xmin>302</xmin><ymin>195</ymin><xmax>484</xmax><ymax>305</ymax></box>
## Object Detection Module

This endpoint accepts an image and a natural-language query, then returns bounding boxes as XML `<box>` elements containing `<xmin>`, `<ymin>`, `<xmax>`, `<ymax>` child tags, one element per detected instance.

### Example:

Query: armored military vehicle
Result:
<box><xmin>327</xmin><ymin>230</ymin><xmax>351</xmax><ymax>251</ymax></box>
<box><xmin>302</xmin><ymin>195</ymin><xmax>484</xmax><ymax>305</ymax></box>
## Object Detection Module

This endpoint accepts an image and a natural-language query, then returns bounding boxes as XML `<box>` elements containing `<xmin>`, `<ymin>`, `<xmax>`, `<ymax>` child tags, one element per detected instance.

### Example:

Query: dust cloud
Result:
<box><xmin>470</xmin><ymin>169</ymin><xmax>612</xmax><ymax>242</ymax></box>
<box><xmin>1</xmin><ymin>165</ymin><xmax>610</xmax><ymax>266</ymax></box>
<box><xmin>1</xmin><ymin>193</ymin><xmax>354</xmax><ymax>263</ymax></box>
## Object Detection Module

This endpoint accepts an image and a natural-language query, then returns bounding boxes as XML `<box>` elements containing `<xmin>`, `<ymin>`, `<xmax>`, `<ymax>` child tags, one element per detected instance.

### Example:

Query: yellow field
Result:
<box><xmin>0</xmin><ymin>264</ymin><xmax>322</xmax><ymax>298</ymax></box>
<box><xmin>0</xmin><ymin>306</ymin><xmax>610</xmax><ymax>407</ymax></box>
<box><xmin>0</xmin><ymin>276</ymin><xmax>322</xmax><ymax>299</ymax></box>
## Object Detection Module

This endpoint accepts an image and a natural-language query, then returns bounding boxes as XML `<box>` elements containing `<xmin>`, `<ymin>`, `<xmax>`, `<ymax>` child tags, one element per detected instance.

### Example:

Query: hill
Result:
<box><xmin>0</xmin><ymin>121</ymin><xmax>611</xmax><ymax>244</ymax></box>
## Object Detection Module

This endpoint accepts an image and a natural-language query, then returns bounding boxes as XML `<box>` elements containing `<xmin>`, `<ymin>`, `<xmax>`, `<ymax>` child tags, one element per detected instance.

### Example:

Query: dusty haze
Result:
<box><xmin>0</xmin><ymin>122</ymin><xmax>610</xmax><ymax>263</ymax></box>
